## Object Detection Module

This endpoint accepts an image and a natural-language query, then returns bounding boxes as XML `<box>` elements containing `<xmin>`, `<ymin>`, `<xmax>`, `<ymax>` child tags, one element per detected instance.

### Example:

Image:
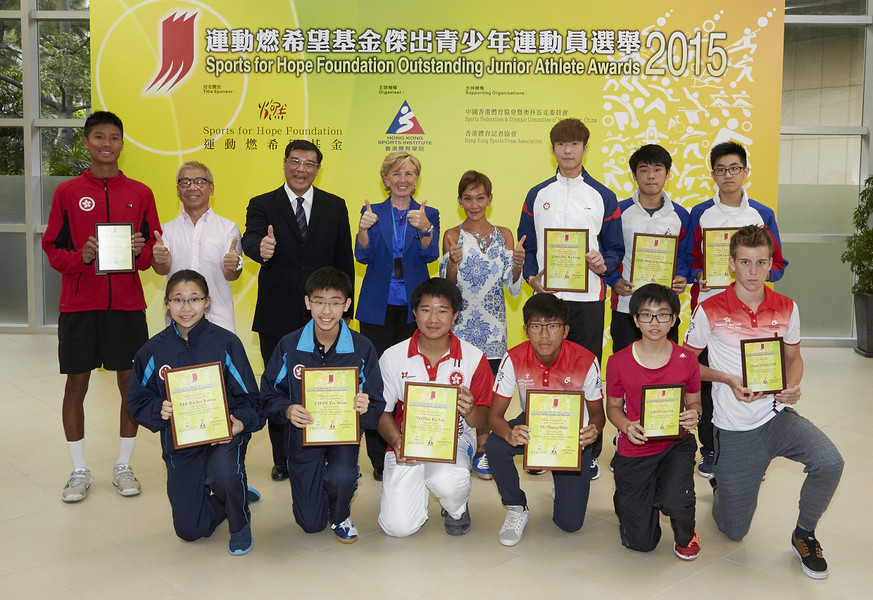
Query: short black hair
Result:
<box><xmin>84</xmin><ymin>111</ymin><xmax>124</xmax><ymax>137</ymax></box>
<box><xmin>305</xmin><ymin>267</ymin><xmax>353</xmax><ymax>300</ymax></box>
<box><xmin>629</xmin><ymin>283</ymin><xmax>679</xmax><ymax>317</ymax></box>
<box><xmin>411</xmin><ymin>277</ymin><xmax>462</xmax><ymax>313</ymax></box>
<box><xmin>284</xmin><ymin>139</ymin><xmax>323</xmax><ymax>164</ymax></box>
<box><xmin>165</xmin><ymin>269</ymin><xmax>209</xmax><ymax>301</ymax></box>
<box><xmin>709</xmin><ymin>141</ymin><xmax>747</xmax><ymax>169</ymax></box>
<box><xmin>522</xmin><ymin>294</ymin><xmax>568</xmax><ymax>325</ymax></box>
<box><xmin>629</xmin><ymin>144</ymin><xmax>672</xmax><ymax>173</ymax></box>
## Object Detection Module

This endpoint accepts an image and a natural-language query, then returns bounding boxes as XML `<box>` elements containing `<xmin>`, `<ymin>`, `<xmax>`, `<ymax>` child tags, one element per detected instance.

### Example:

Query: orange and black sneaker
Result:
<box><xmin>792</xmin><ymin>532</ymin><xmax>829</xmax><ymax>579</ymax></box>
<box><xmin>674</xmin><ymin>531</ymin><xmax>701</xmax><ymax>560</ymax></box>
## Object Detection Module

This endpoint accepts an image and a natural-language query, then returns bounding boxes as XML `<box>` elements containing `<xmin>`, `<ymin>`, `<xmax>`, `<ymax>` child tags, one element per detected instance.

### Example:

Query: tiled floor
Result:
<box><xmin>0</xmin><ymin>333</ymin><xmax>868</xmax><ymax>599</ymax></box>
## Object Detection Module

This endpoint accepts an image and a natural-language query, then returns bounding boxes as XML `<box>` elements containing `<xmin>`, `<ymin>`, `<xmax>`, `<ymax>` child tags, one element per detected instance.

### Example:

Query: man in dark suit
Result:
<box><xmin>242</xmin><ymin>139</ymin><xmax>355</xmax><ymax>481</ymax></box>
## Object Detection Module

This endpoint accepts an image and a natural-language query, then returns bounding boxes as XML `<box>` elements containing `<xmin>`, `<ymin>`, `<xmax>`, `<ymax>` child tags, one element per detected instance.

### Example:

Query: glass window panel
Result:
<box><xmin>785</xmin><ymin>0</ymin><xmax>867</xmax><ymax>15</ymax></box>
<box><xmin>775</xmin><ymin>242</ymin><xmax>853</xmax><ymax>338</ymax></box>
<box><xmin>0</xmin><ymin>126</ymin><xmax>25</xmax><ymax>224</ymax></box>
<box><xmin>0</xmin><ymin>1</ymin><xmax>22</xmax><ymax>11</ymax></box>
<box><xmin>40</xmin><ymin>126</ymin><xmax>87</xmax><ymax>224</ymax></box>
<box><xmin>41</xmin><ymin>240</ymin><xmax>61</xmax><ymax>326</ymax></box>
<box><xmin>778</xmin><ymin>184</ymin><xmax>857</xmax><ymax>234</ymax></box>
<box><xmin>782</xmin><ymin>26</ymin><xmax>864</xmax><ymax>127</ymax></box>
<box><xmin>37</xmin><ymin>0</ymin><xmax>90</xmax><ymax>11</ymax></box>
<box><xmin>37</xmin><ymin>20</ymin><xmax>90</xmax><ymax>119</ymax></box>
<box><xmin>0</xmin><ymin>19</ymin><xmax>23</xmax><ymax>118</ymax></box>
<box><xmin>777</xmin><ymin>134</ymin><xmax>861</xmax><ymax>187</ymax></box>
<box><xmin>0</xmin><ymin>233</ymin><xmax>27</xmax><ymax>323</ymax></box>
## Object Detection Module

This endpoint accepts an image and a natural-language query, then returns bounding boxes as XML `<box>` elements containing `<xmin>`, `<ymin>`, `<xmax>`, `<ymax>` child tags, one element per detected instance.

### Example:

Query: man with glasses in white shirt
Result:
<box><xmin>152</xmin><ymin>161</ymin><xmax>242</xmax><ymax>333</ymax></box>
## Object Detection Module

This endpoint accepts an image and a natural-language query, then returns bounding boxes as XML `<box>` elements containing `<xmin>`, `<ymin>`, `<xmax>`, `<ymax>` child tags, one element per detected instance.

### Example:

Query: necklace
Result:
<box><xmin>464</xmin><ymin>224</ymin><xmax>493</xmax><ymax>252</ymax></box>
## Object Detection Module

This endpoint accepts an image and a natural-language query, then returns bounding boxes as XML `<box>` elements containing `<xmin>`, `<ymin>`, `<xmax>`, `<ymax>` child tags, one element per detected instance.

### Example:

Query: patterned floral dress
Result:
<box><xmin>439</xmin><ymin>224</ymin><xmax>523</xmax><ymax>359</ymax></box>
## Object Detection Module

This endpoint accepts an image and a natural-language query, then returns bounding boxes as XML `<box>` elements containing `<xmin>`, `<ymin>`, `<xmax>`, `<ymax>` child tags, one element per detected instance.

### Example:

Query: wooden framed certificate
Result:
<box><xmin>702</xmin><ymin>227</ymin><xmax>740</xmax><ymax>288</ymax></box>
<box><xmin>630</xmin><ymin>233</ymin><xmax>679</xmax><ymax>289</ymax></box>
<box><xmin>741</xmin><ymin>337</ymin><xmax>786</xmax><ymax>394</ymax></box>
<box><xmin>523</xmin><ymin>389</ymin><xmax>584</xmax><ymax>472</ymax></box>
<box><xmin>95</xmin><ymin>222</ymin><xmax>135</xmax><ymax>274</ymax></box>
<box><xmin>543</xmin><ymin>228</ymin><xmax>589</xmax><ymax>293</ymax></box>
<box><xmin>400</xmin><ymin>382</ymin><xmax>459</xmax><ymax>463</ymax></box>
<box><xmin>640</xmin><ymin>384</ymin><xmax>686</xmax><ymax>440</ymax></box>
<box><xmin>164</xmin><ymin>362</ymin><xmax>232</xmax><ymax>450</ymax></box>
<box><xmin>301</xmin><ymin>366</ymin><xmax>360</xmax><ymax>445</ymax></box>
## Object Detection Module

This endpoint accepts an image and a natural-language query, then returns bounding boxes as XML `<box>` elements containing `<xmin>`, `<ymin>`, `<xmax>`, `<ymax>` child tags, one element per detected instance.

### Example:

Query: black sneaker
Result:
<box><xmin>791</xmin><ymin>532</ymin><xmax>828</xmax><ymax>579</ymax></box>
<box><xmin>442</xmin><ymin>508</ymin><xmax>471</xmax><ymax>535</ymax></box>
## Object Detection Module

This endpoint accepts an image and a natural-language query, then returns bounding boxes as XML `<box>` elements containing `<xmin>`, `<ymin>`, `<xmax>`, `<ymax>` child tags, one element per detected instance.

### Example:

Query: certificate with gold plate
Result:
<box><xmin>164</xmin><ymin>362</ymin><xmax>232</xmax><ymax>450</ymax></box>
<box><xmin>95</xmin><ymin>222</ymin><xmax>135</xmax><ymax>274</ymax></box>
<box><xmin>640</xmin><ymin>384</ymin><xmax>685</xmax><ymax>440</ymax></box>
<box><xmin>301</xmin><ymin>366</ymin><xmax>360</xmax><ymax>445</ymax></box>
<box><xmin>630</xmin><ymin>233</ymin><xmax>679</xmax><ymax>288</ymax></box>
<box><xmin>741</xmin><ymin>337</ymin><xmax>786</xmax><ymax>394</ymax></box>
<box><xmin>400</xmin><ymin>382</ymin><xmax>459</xmax><ymax>463</ymax></box>
<box><xmin>702</xmin><ymin>227</ymin><xmax>740</xmax><ymax>288</ymax></box>
<box><xmin>544</xmin><ymin>228</ymin><xmax>589</xmax><ymax>293</ymax></box>
<box><xmin>523</xmin><ymin>389</ymin><xmax>584</xmax><ymax>472</ymax></box>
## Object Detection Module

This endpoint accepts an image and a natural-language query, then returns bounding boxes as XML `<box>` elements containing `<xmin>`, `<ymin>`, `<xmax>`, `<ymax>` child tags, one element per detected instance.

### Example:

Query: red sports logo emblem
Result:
<box><xmin>146</xmin><ymin>12</ymin><xmax>197</xmax><ymax>94</ymax></box>
<box><xmin>448</xmin><ymin>371</ymin><xmax>464</xmax><ymax>386</ymax></box>
<box><xmin>78</xmin><ymin>196</ymin><xmax>95</xmax><ymax>212</ymax></box>
<box><xmin>293</xmin><ymin>364</ymin><xmax>304</xmax><ymax>379</ymax></box>
<box><xmin>158</xmin><ymin>364</ymin><xmax>171</xmax><ymax>380</ymax></box>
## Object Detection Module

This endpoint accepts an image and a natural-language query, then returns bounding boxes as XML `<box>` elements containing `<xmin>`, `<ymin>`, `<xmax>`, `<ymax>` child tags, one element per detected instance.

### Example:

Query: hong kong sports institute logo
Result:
<box><xmin>386</xmin><ymin>101</ymin><xmax>424</xmax><ymax>134</ymax></box>
<box><xmin>145</xmin><ymin>11</ymin><xmax>197</xmax><ymax>94</ymax></box>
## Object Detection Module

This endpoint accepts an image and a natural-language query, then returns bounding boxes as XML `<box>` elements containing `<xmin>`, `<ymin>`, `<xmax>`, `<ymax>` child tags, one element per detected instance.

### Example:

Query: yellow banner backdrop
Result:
<box><xmin>92</xmin><ymin>1</ymin><xmax>785</xmax><ymax>369</ymax></box>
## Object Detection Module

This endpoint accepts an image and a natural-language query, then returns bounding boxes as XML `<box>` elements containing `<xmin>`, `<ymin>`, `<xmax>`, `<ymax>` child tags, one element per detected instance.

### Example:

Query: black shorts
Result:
<box><xmin>57</xmin><ymin>310</ymin><xmax>148</xmax><ymax>374</ymax></box>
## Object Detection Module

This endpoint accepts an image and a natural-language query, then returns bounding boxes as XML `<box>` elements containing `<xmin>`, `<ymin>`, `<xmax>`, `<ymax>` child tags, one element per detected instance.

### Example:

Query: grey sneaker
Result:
<box><xmin>442</xmin><ymin>508</ymin><xmax>471</xmax><ymax>536</ymax></box>
<box><xmin>498</xmin><ymin>505</ymin><xmax>529</xmax><ymax>546</ymax></box>
<box><xmin>112</xmin><ymin>464</ymin><xmax>141</xmax><ymax>497</ymax></box>
<box><xmin>62</xmin><ymin>469</ymin><xmax>92</xmax><ymax>502</ymax></box>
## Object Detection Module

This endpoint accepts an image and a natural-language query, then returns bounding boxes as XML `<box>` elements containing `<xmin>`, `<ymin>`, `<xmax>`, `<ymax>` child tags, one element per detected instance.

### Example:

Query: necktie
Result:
<box><xmin>295</xmin><ymin>197</ymin><xmax>307</xmax><ymax>237</ymax></box>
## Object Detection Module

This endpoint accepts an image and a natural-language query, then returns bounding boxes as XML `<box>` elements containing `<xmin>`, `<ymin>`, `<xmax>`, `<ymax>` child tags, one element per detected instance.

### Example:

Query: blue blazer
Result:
<box><xmin>354</xmin><ymin>197</ymin><xmax>440</xmax><ymax>325</ymax></box>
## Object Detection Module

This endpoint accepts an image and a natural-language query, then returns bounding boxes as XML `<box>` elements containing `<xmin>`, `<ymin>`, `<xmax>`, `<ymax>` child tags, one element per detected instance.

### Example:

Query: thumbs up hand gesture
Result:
<box><xmin>407</xmin><ymin>199</ymin><xmax>431</xmax><ymax>232</ymax></box>
<box><xmin>223</xmin><ymin>237</ymin><xmax>240</xmax><ymax>271</ymax></box>
<box><xmin>512</xmin><ymin>235</ymin><xmax>527</xmax><ymax>268</ymax></box>
<box><xmin>447</xmin><ymin>237</ymin><xmax>463</xmax><ymax>266</ymax></box>
<box><xmin>152</xmin><ymin>231</ymin><xmax>170</xmax><ymax>266</ymax></box>
<box><xmin>260</xmin><ymin>225</ymin><xmax>276</xmax><ymax>260</ymax></box>
<box><xmin>359</xmin><ymin>199</ymin><xmax>378</xmax><ymax>231</ymax></box>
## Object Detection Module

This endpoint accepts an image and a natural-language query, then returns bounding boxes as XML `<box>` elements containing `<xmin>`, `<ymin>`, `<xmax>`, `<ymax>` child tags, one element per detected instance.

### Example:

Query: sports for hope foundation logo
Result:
<box><xmin>95</xmin><ymin>1</ymin><xmax>248</xmax><ymax>155</ymax></box>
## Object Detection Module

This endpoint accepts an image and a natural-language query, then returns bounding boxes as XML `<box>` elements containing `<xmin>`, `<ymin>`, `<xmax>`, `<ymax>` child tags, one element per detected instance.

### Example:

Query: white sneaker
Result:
<box><xmin>498</xmin><ymin>505</ymin><xmax>530</xmax><ymax>546</ymax></box>
<box><xmin>112</xmin><ymin>464</ymin><xmax>141</xmax><ymax>496</ymax></box>
<box><xmin>62</xmin><ymin>469</ymin><xmax>92</xmax><ymax>502</ymax></box>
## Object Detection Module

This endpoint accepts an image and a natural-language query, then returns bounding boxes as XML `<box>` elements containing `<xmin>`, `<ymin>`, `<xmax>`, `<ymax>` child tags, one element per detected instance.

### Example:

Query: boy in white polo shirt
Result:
<box><xmin>377</xmin><ymin>278</ymin><xmax>494</xmax><ymax>537</ymax></box>
<box><xmin>684</xmin><ymin>225</ymin><xmax>843</xmax><ymax>579</ymax></box>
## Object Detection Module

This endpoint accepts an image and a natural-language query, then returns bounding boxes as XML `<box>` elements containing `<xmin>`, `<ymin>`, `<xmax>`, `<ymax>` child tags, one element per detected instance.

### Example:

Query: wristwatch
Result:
<box><xmin>235</xmin><ymin>254</ymin><xmax>244</xmax><ymax>272</ymax></box>
<box><xmin>419</xmin><ymin>224</ymin><xmax>434</xmax><ymax>237</ymax></box>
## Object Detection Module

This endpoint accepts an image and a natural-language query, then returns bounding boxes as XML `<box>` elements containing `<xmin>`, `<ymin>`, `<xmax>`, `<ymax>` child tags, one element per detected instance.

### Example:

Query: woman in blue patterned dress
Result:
<box><xmin>440</xmin><ymin>170</ymin><xmax>525</xmax><ymax>480</ymax></box>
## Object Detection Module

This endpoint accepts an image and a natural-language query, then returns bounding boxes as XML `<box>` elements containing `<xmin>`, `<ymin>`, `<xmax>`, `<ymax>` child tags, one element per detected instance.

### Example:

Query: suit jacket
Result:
<box><xmin>354</xmin><ymin>197</ymin><xmax>440</xmax><ymax>326</ymax></box>
<box><xmin>242</xmin><ymin>185</ymin><xmax>354</xmax><ymax>337</ymax></box>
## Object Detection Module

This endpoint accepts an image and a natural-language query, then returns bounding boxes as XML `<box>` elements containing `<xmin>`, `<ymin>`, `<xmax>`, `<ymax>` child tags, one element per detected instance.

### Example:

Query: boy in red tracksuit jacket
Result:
<box><xmin>42</xmin><ymin>110</ymin><xmax>161</xmax><ymax>503</ymax></box>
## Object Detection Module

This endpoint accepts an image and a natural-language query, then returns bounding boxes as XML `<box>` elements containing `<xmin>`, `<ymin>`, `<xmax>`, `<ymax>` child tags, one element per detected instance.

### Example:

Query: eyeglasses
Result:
<box><xmin>526</xmin><ymin>322</ymin><xmax>565</xmax><ymax>334</ymax></box>
<box><xmin>167</xmin><ymin>297</ymin><xmax>206</xmax><ymax>306</ymax></box>
<box><xmin>309</xmin><ymin>300</ymin><xmax>346</xmax><ymax>308</ymax></box>
<box><xmin>177</xmin><ymin>177</ymin><xmax>211</xmax><ymax>188</ymax></box>
<box><xmin>636</xmin><ymin>312</ymin><xmax>673</xmax><ymax>323</ymax></box>
<box><xmin>286</xmin><ymin>158</ymin><xmax>319</xmax><ymax>170</ymax></box>
<box><xmin>712</xmin><ymin>165</ymin><xmax>744</xmax><ymax>176</ymax></box>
